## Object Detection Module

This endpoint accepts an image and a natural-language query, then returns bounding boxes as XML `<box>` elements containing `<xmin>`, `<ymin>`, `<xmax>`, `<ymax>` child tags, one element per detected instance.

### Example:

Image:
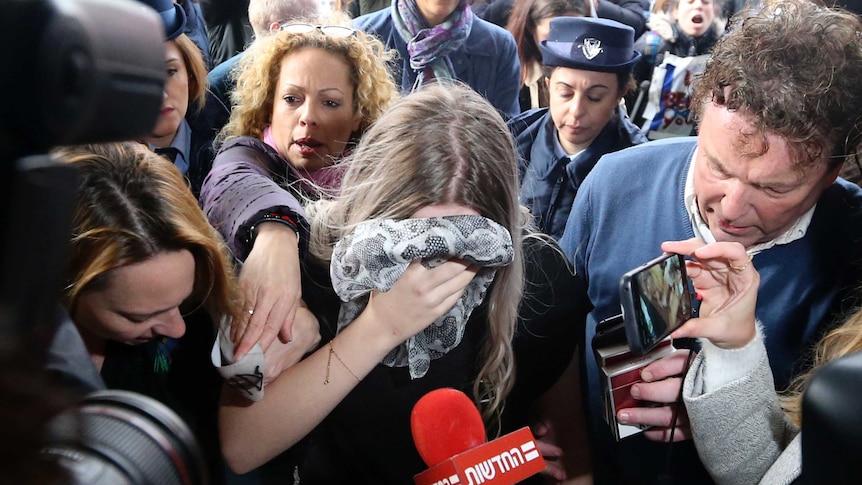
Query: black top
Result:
<box><xmin>100</xmin><ymin>308</ymin><xmax>225</xmax><ymax>484</ymax></box>
<box><xmin>299</xmin><ymin>236</ymin><xmax>589</xmax><ymax>484</ymax></box>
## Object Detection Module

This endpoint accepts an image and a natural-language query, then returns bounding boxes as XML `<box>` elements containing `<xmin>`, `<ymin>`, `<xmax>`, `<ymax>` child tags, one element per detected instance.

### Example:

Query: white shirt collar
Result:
<box><xmin>683</xmin><ymin>146</ymin><xmax>816</xmax><ymax>256</ymax></box>
<box><xmin>552</xmin><ymin>125</ymin><xmax>585</xmax><ymax>161</ymax></box>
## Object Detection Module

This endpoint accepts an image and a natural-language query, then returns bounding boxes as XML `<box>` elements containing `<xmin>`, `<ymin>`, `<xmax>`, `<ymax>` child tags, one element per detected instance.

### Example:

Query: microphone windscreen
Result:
<box><xmin>410</xmin><ymin>388</ymin><xmax>487</xmax><ymax>467</ymax></box>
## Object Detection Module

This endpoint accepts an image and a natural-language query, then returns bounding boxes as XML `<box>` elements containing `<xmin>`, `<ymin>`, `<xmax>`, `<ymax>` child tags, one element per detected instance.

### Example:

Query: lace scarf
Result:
<box><xmin>331</xmin><ymin>215</ymin><xmax>514</xmax><ymax>378</ymax></box>
<box><xmin>391</xmin><ymin>0</ymin><xmax>473</xmax><ymax>91</ymax></box>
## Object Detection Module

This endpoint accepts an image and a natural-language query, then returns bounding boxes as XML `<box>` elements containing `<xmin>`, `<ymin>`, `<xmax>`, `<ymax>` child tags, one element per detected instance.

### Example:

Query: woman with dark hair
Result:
<box><xmin>137</xmin><ymin>0</ymin><xmax>230</xmax><ymax>198</ymax></box>
<box><xmin>506</xmin><ymin>0</ymin><xmax>588</xmax><ymax>112</ymax></box>
<box><xmin>51</xmin><ymin>142</ymin><xmax>240</xmax><ymax>481</ymax></box>
<box><xmin>478</xmin><ymin>0</ymin><xmax>647</xmax><ymax>38</ymax></box>
<box><xmin>51</xmin><ymin>141</ymin><xmax>320</xmax><ymax>483</ymax></box>
<box><xmin>508</xmin><ymin>16</ymin><xmax>646</xmax><ymax>240</ymax></box>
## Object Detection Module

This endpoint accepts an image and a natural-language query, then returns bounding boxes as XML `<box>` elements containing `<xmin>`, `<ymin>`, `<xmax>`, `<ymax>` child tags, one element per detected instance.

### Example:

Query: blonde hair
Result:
<box><xmin>307</xmin><ymin>84</ymin><xmax>524</xmax><ymax>428</ymax></box>
<box><xmin>172</xmin><ymin>34</ymin><xmax>209</xmax><ymax>114</ymax></box>
<box><xmin>218</xmin><ymin>25</ymin><xmax>397</xmax><ymax>144</ymax></box>
<box><xmin>55</xmin><ymin>142</ymin><xmax>240</xmax><ymax>326</ymax></box>
<box><xmin>781</xmin><ymin>309</ymin><xmax>862</xmax><ymax>426</ymax></box>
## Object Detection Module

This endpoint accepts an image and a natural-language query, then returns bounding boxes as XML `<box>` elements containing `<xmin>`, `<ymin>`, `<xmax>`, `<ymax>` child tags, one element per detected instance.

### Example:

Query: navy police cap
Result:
<box><xmin>135</xmin><ymin>0</ymin><xmax>187</xmax><ymax>41</ymax></box>
<box><xmin>540</xmin><ymin>17</ymin><xmax>641</xmax><ymax>73</ymax></box>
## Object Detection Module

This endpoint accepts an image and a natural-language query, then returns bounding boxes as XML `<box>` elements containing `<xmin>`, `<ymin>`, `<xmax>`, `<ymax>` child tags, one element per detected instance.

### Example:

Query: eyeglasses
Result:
<box><xmin>279</xmin><ymin>23</ymin><xmax>357</xmax><ymax>38</ymax></box>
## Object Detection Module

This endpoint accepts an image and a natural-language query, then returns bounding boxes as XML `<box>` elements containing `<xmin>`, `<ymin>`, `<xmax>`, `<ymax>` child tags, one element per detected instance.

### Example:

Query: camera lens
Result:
<box><xmin>43</xmin><ymin>390</ymin><xmax>207</xmax><ymax>485</ymax></box>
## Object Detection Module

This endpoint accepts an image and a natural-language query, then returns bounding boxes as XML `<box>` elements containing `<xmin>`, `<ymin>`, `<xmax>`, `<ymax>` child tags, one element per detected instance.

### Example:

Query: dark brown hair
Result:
<box><xmin>55</xmin><ymin>142</ymin><xmax>240</xmax><ymax>325</ymax></box>
<box><xmin>506</xmin><ymin>0</ymin><xmax>588</xmax><ymax>84</ymax></box>
<box><xmin>690</xmin><ymin>0</ymin><xmax>862</xmax><ymax>171</ymax></box>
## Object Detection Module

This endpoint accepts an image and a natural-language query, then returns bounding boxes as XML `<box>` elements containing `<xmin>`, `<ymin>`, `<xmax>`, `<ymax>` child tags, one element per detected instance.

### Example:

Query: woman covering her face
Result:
<box><xmin>507</xmin><ymin>16</ymin><xmax>647</xmax><ymax>240</ymax></box>
<box><xmin>200</xmin><ymin>22</ymin><xmax>398</xmax><ymax>364</ymax></box>
<box><xmin>218</xmin><ymin>85</ymin><xmax>592</xmax><ymax>483</ymax></box>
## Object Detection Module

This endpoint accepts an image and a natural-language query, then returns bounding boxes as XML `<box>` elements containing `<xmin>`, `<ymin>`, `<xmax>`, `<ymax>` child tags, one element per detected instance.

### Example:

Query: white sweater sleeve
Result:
<box><xmin>699</xmin><ymin>321</ymin><xmax>765</xmax><ymax>393</ymax></box>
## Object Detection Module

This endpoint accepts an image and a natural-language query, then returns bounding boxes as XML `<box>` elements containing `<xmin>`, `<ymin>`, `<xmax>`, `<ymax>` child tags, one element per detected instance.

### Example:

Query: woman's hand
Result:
<box><xmin>261</xmin><ymin>302</ymin><xmax>321</xmax><ymax>386</ymax></box>
<box><xmin>661</xmin><ymin>238</ymin><xmax>760</xmax><ymax>349</ymax></box>
<box><xmin>363</xmin><ymin>259</ymin><xmax>478</xmax><ymax>347</ymax></box>
<box><xmin>232</xmin><ymin>223</ymin><xmax>302</xmax><ymax>360</ymax></box>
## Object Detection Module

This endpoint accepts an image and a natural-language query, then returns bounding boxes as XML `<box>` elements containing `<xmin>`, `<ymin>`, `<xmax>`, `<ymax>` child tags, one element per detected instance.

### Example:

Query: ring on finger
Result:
<box><xmin>729</xmin><ymin>254</ymin><xmax>754</xmax><ymax>272</ymax></box>
<box><xmin>247</xmin><ymin>308</ymin><xmax>255</xmax><ymax>315</ymax></box>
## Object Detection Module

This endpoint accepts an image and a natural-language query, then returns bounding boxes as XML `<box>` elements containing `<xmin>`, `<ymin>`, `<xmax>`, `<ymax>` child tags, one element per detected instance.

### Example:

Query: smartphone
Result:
<box><xmin>592</xmin><ymin>314</ymin><xmax>625</xmax><ymax>350</ymax></box>
<box><xmin>619</xmin><ymin>253</ymin><xmax>692</xmax><ymax>356</ymax></box>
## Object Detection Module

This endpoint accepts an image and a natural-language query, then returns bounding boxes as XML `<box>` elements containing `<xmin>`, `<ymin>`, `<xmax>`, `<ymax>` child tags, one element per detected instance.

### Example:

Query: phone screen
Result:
<box><xmin>619</xmin><ymin>253</ymin><xmax>692</xmax><ymax>355</ymax></box>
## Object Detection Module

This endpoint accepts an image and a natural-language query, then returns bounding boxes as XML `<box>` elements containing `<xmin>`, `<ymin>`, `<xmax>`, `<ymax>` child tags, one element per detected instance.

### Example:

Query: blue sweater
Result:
<box><xmin>353</xmin><ymin>7</ymin><xmax>521</xmax><ymax>118</ymax></box>
<box><xmin>509</xmin><ymin>108</ymin><xmax>646</xmax><ymax>240</ymax></box>
<box><xmin>559</xmin><ymin>136</ymin><xmax>862</xmax><ymax>483</ymax></box>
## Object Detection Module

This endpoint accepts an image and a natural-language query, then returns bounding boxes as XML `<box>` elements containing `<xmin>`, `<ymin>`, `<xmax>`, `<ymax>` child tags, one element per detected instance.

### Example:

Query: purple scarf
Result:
<box><xmin>392</xmin><ymin>0</ymin><xmax>473</xmax><ymax>90</ymax></box>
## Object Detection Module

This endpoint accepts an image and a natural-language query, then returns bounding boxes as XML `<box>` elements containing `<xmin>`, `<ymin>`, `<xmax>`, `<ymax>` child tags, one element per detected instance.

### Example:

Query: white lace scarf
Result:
<box><xmin>330</xmin><ymin>215</ymin><xmax>515</xmax><ymax>379</ymax></box>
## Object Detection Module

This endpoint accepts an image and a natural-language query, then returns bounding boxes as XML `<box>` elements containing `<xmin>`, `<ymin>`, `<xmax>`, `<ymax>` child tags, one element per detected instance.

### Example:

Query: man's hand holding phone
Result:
<box><xmin>663</xmin><ymin>238</ymin><xmax>759</xmax><ymax>349</ymax></box>
<box><xmin>615</xmin><ymin>349</ymin><xmax>693</xmax><ymax>442</ymax></box>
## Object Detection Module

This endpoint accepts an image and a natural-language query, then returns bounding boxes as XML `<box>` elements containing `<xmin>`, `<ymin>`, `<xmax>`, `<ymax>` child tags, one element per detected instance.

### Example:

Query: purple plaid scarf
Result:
<box><xmin>392</xmin><ymin>0</ymin><xmax>473</xmax><ymax>90</ymax></box>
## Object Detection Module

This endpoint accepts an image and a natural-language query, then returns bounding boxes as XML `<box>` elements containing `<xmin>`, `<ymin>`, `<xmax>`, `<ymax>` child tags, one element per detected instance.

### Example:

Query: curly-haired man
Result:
<box><xmin>559</xmin><ymin>1</ymin><xmax>862</xmax><ymax>482</ymax></box>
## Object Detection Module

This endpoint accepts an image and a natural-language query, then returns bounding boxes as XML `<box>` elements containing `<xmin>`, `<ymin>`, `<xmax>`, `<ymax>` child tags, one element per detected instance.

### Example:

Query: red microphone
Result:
<box><xmin>411</xmin><ymin>388</ymin><xmax>546</xmax><ymax>485</ymax></box>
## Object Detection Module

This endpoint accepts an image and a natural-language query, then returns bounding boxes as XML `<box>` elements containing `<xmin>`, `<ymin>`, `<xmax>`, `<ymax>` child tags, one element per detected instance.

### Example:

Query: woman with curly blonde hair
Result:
<box><xmin>200</xmin><ymin>22</ymin><xmax>398</xmax><ymax>363</ymax></box>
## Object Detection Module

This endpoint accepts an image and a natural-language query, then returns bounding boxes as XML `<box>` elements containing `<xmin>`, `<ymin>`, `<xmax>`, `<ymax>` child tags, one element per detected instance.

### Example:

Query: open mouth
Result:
<box><xmin>692</xmin><ymin>14</ymin><xmax>704</xmax><ymax>24</ymax></box>
<box><xmin>294</xmin><ymin>137</ymin><xmax>323</xmax><ymax>156</ymax></box>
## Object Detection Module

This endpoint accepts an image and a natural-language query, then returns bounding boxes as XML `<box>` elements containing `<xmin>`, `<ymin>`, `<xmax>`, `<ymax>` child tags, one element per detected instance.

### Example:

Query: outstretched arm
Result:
<box><xmin>201</xmin><ymin>144</ymin><xmax>307</xmax><ymax>360</ymax></box>
<box><xmin>665</xmin><ymin>238</ymin><xmax>797</xmax><ymax>484</ymax></box>
<box><xmin>219</xmin><ymin>260</ymin><xmax>478</xmax><ymax>473</ymax></box>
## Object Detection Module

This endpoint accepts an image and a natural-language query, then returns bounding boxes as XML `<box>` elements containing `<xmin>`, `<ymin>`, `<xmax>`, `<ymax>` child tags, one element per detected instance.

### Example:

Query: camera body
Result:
<box><xmin>0</xmin><ymin>1</ymin><xmax>205</xmax><ymax>483</ymax></box>
<box><xmin>0</xmin><ymin>0</ymin><xmax>165</xmax><ymax>160</ymax></box>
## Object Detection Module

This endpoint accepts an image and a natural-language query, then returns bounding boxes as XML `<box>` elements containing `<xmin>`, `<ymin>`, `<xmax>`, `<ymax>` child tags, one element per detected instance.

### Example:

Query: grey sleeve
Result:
<box><xmin>44</xmin><ymin>312</ymin><xmax>106</xmax><ymax>395</ymax></box>
<box><xmin>684</xmin><ymin>345</ymin><xmax>800</xmax><ymax>485</ymax></box>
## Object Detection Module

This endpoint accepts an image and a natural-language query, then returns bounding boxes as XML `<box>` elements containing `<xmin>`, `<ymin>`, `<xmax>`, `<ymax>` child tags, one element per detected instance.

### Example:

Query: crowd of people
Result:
<box><xmin>32</xmin><ymin>0</ymin><xmax>862</xmax><ymax>484</ymax></box>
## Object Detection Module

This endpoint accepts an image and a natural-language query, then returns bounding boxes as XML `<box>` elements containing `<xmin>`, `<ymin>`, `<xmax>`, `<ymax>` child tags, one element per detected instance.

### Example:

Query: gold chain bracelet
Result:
<box><xmin>324</xmin><ymin>340</ymin><xmax>361</xmax><ymax>385</ymax></box>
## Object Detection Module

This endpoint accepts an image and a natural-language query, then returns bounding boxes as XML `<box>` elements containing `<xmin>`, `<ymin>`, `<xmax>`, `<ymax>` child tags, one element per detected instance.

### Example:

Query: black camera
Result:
<box><xmin>0</xmin><ymin>1</ymin><xmax>206</xmax><ymax>483</ymax></box>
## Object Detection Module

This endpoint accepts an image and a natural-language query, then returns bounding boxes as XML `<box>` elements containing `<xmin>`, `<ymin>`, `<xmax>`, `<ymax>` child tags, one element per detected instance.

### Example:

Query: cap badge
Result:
<box><xmin>580</xmin><ymin>38</ymin><xmax>603</xmax><ymax>60</ymax></box>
